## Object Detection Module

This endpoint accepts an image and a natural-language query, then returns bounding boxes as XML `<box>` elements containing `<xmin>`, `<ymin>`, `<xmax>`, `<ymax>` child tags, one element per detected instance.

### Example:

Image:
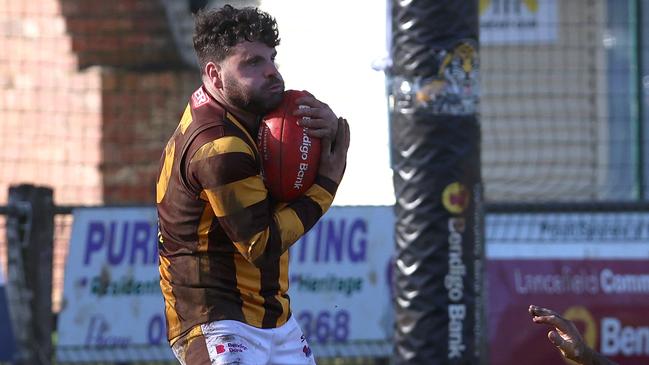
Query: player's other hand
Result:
<box><xmin>318</xmin><ymin>117</ymin><xmax>349</xmax><ymax>184</ymax></box>
<box><xmin>293</xmin><ymin>93</ymin><xmax>338</xmax><ymax>140</ymax></box>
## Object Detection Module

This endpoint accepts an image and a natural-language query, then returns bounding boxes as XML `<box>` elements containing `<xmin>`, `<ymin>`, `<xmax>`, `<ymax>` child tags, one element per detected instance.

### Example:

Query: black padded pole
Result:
<box><xmin>389</xmin><ymin>1</ymin><xmax>486</xmax><ymax>364</ymax></box>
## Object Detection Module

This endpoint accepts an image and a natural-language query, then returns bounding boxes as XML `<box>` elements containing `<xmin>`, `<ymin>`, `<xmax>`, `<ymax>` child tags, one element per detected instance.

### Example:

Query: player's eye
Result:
<box><xmin>244</xmin><ymin>55</ymin><xmax>266</xmax><ymax>66</ymax></box>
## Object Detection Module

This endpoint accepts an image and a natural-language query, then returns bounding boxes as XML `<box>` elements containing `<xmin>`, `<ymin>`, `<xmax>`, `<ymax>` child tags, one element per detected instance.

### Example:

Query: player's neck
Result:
<box><xmin>204</xmin><ymin>83</ymin><xmax>259</xmax><ymax>135</ymax></box>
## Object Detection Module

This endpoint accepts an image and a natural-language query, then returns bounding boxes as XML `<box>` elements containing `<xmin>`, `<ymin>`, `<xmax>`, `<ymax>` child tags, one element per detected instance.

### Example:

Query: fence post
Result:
<box><xmin>5</xmin><ymin>184</ymin><xmax>54</xmax><ymax>365</ymax></box>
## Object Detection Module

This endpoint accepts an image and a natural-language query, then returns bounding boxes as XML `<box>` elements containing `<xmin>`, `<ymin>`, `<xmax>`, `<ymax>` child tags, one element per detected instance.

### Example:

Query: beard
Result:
<box><xmin>223</xmin><ymin>76</ymin><xmax>284</xmax><ymax>115</ymax></box>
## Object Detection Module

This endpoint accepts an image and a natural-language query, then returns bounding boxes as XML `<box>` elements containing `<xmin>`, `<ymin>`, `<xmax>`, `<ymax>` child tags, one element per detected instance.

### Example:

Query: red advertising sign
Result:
<box><xmin>487</xmin><ymin>211</ymin><xmax>649</xmax><ymax>364</ymax></box>
<box><xmin>488</xmin><ymin>259</ymin><xmax>649</xmax><ymax>365</ymax></box>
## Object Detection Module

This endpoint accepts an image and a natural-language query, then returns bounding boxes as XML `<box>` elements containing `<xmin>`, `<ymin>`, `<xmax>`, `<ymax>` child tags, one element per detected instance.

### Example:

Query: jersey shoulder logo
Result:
<box><xmin>192</xmin><ymin>87</ymin><xmax>209</xmax><ymax>108</ymax></box>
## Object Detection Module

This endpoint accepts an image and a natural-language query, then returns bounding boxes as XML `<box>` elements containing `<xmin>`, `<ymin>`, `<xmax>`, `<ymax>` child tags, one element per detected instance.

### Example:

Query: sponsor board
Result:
<box><xmin>487</xmin><ymin>212</ymin><xmax>649</xmax><ymax>365</ymax></box>
<box><xmin>289</xmin><ymin>206</ymin><xmax>394</xmax><ymax>352</ymax></box>
<box><xmin>480</xmin><ymin>0</ymin><xmax>558</xmax><ymax>44</ymax></box>
<box><xmin>442</xmin><ymin>182</ymin><xmax>477</xmax><ymax>360</ymax></box>
<box><xmin>56</xmin><ymin>207</ymin><xmax>172</xmax><ymax>362</ymax></box>
<box><xmin>57</xmin><ymin>206</ymin><xmax>394</xmax><ymax>361</ymax></box>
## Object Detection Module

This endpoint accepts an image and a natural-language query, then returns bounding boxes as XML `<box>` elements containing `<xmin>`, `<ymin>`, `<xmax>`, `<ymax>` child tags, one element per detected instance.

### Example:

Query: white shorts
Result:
<box><xmin>172</xmin><ymin>315</ymin><xmax>316</xmax><ymax>365</ymax></box>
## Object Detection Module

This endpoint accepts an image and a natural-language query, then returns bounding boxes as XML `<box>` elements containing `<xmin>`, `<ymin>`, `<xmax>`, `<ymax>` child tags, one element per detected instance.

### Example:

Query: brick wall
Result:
<box><xmin>0</xmin><ymin>0</ymin><xmax>104</xmax><ymax>205</ymax></box>
<box><xmin>0</xmin><ymin>0</ymin><xmax>200</xmax><ymax>310</ymax></box>
<box><xmin>0</xmin><ymin>0</ymin><xmax>198</xmax><ymax>206</ymax></box>
<box><xmin>61</xmin><ymin>0</ymin><xmax>186</xmax><ymax>69</ymax></box>
<box><xmin>101</xmin><ymin>68</ymin><xmax>197</xmax><ymax>203</ymax></box>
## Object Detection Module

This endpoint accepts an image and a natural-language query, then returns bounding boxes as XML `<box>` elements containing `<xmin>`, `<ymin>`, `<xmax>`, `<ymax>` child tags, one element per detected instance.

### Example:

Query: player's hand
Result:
<box><xmin>529</xmin><ymin>305</ymin><xmax>588</xmax><ymax>363</ymax></box>
<box><xmin>318</xmin><ymin>117</ymin><xmax>349</xmax><ymax>184</ymax></box>
<box><xmin>293</xmin><ymin>93</ymin><xmax>338</xmax><ymax>140</ymax></box>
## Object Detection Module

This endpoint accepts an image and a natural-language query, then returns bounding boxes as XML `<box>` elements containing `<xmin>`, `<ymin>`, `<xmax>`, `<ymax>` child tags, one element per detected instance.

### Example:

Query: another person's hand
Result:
<box><xmin>529</xmin><ymin>305</ymin><xmax>587</xmax><ymax>362</ymax></box>
<box><xmin>529</xmin><ymin>305</ymin><xmax>617</xmax><ymax>365</ymax></box>
<box><xmin>318</xmin><ymin>117</ymin><xmax>349</xmax><ymax>184</ymax></box>
<box><xmin>294</xmin><ymin>93</ymin><xmax>339</xmax><ymax>140</ymax></box>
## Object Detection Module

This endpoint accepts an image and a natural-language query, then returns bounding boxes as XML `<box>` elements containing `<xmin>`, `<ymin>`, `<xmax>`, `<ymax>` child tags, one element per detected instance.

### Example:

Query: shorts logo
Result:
<box><xmin>303</xmin><ymin>345</ymin><xmax>312</xmax><ymax>358</ymax></box>
<box><xmin>226</xmin><ymin>343</ymin><xmax>248</xmax><ymax>353</ymax></box>
<box><xmin>215</xmin><ymin>342</ymin><xmax>248</xmax><ymax>355</ymax></box>
<box><xmin>442</xmin><ymin>182</ymin><xmax>470</xmax><ymax>214</ymax></box>
<box><xmin>192</xmin><ymin>88</ymin><xmax>209</xmax><ymax>108</ymax></box>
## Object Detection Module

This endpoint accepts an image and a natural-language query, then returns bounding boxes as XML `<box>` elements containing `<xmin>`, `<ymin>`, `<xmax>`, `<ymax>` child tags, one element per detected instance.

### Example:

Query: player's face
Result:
<box><xmin>219</xmin><ymin>41</ymin><xmax>284</xmax><ymax>115</ymax></box>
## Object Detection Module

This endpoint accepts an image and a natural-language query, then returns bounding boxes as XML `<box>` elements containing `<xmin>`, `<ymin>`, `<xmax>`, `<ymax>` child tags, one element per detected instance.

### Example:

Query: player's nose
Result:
<box><xmin>264</xmin><ymin>61</ymin><xmax>280</xmax><ymax>78</ymax></box>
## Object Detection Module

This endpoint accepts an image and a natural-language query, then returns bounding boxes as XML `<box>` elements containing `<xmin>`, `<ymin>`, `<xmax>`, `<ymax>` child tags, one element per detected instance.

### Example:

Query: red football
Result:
<box><xmin>257</xmin><ymin>90</ymin><xmax>321</xmax><ymax>202</ymax></box>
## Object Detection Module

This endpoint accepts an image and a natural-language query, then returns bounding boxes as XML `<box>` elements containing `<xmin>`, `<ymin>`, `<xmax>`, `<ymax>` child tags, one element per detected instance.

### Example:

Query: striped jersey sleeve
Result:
<box><xmin>188</xmin><ymin>132</ymin><xmax>338</xmax><ymax>267</ymax></box>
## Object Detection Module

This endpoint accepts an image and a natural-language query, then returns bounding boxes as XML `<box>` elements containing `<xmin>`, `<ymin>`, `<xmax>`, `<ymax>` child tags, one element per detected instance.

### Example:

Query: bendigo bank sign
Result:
<box><xmin>489</xmin><ymin>260</ymin><xmax>649</xmax><ymax>364</ymax></box>
<box><xmin>487</xmin><ymin>212</ymin><xmax>649</xmax><ymax>365</ymax></box>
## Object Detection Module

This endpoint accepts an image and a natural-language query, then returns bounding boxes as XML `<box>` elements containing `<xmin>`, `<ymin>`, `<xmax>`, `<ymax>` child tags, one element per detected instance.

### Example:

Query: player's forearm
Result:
<box><xmin>301</xmin><ymin>175</ymin><xmax>338</xmax><ymax>216</ymax></box>
<box><xmin>277</xmin><ymin>176</ymin><xmax>338</xmax><ymax>250</ymax></box>
<box><xmin>252</xmin><ymin>176</ymin><xmax>338</xmax><ymax>264</ymax></box>
<box><xmin>580</xmin><ymin>348</ymin><xmax>618</xmax><ymax>365</ymax></box>
<box><xmin>216</xmin><ymin>175</ymin><xmax>337</xmax><ymax>267</ymax></box>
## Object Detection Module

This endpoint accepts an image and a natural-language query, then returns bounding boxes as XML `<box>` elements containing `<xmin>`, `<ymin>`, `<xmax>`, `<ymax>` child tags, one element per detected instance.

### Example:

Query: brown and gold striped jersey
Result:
<box><xmin>156</xmin><ymin>86</ymin><xmax>338</xmax><ymax>342</ymax></box>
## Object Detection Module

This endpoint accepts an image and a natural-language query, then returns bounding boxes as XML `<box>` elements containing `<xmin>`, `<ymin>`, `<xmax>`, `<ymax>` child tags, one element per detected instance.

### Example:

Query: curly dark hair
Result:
<box><xmin>193</xmin><ymin>5</ymin><xmax>280</xmax><ymax>69</ymax></box>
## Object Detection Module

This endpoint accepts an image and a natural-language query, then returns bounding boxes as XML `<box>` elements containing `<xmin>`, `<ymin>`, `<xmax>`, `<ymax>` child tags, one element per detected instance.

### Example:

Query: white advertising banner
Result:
<box><xmin>289</xmin><ymin>206</ymin><xmax>395</xmax><ymax>348</ymax></box>
<box><xmin>56</xmin><ymin>207</ymin><xmax>172</xmax><ymax>362</ymax></box>
<box><xmin>480</xmin><ymin>0</ymin><xmax>558</xmax><ymax>45</ymax></box>
<box><xmin>57</xmin><ymin>206</ymin><xmax>394</xmax><ymax>361</ymax></box>
<box><xmin>487</xmin><ymin>212</ymin><xmax>649</xmax><ymax>259</ymax></box>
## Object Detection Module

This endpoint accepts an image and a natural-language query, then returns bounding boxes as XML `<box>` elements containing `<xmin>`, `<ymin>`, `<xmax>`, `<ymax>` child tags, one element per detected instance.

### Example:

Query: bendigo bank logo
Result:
<box><xmin>442</xmin><ymin>182</ymin><xmax>470</xmax><ymax>214</ymax></box>
<box><xmin>563</xmin><ymin>306</ymin><xmax>597</xmax><ymax>364</ymax></box>
<box><xmin>560</xmin><ymin>305</ymin><xmax>649</xmax><ymax>359</ymax></box>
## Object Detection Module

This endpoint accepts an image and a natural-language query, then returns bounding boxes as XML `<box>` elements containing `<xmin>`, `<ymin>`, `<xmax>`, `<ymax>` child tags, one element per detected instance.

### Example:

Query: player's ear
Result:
<box><xmin>204</xmin><ymin>61</ymin><xmax>223</xmax><ymax>89</ymax></box>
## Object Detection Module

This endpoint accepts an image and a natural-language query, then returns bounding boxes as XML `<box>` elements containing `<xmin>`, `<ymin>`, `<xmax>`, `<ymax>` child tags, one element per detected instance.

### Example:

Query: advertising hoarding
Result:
<box><xmin>289</xmin><ymin>206</ymin><xmax>394</xmax><ymax>355</ymax></box>
<box><xmin>480</xmin><ymin>0</ymin><xmax>558</xmax><ymax>44</ymax></box>
<box><xmin>57</xmin><ymin>206</ymin><xmax>394</xmax><ymax>361</ymax></box>
<box><xmin>487</xmin><ymin>212</ymin><xmax>649</xmax><ymax>365</ymax></box>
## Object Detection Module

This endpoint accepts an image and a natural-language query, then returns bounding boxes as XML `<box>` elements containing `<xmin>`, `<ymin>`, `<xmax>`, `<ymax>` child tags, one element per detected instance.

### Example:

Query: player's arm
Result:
<box><xmin>267</xmin><ymin>112</ymin><xmax>350</xmax><ymax>257</ymax></box>
<box><xmin>270</xmin><ymin>115</ymin><xmax>350</xmax><ymax>253</ymax></box>
<box><xmin>263</xmin><ymin>116</ymin><xmax>350</xmax><ymax>259</ymax></box>
<box><xmin>187</xmin><ymin>131</ymin><xmax>346</xmax><ymax>267</ymax></box>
